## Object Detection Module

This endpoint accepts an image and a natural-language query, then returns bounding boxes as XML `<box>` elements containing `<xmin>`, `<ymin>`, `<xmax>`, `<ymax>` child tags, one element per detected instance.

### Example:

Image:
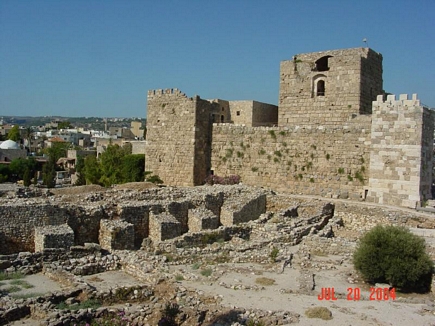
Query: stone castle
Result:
<box><xmin>145</xmin><ymin>47</ymin><xmax>434</xmax><ymax>209</ymax></box>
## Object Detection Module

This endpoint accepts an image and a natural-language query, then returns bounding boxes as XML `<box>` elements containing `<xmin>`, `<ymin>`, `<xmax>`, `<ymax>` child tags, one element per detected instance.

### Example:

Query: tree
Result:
<box><xmin>23</xmin><ymin>168</ymin><xmax>31</xmax><ymax>187</ymax></box>
<box><xmin>42</xmin><ymin>158</ymin><xmax>56</xmax><ymax>188</ymax></box>
<box><xmin>121</xmin><ymin>154</ymin><xmax>145</xmax><ymax>183</ymax></box>
<box><xmin>44</xmin><ymin>142</ymin><xmax>69</xmax><ymax>162</ymax></box>
<box><xmin>353</xmin><ymin>225</ymin><xmax>433</xmax><ymax>293</ymax></box>
<box><xmin>58</xmin><ymin>121</ymin><xmax>73</xmax><ymax>129</ymax></box>
<box><xmin>99</xmin><ymin>144</ymin><xmax>131</xmax><ymax>186</ymax></box>
<box><xmin>0</xmin><ymin>164</ymin><xmax>11</xmax><ymax>183</ymax></box>
<box><xmin>74</xmin><ymin>155</ymin><xmax>86</xmax><ymax>186</ymax></box>
<box><xmin>9</xmin><ymin>157</ymin><xmax>37</xmax><ymax>180</ymax></box>
<box><xmin>83</xmin><ymin>155</ymin><xmax>102</xmax><ymax>185</ymax></box>
<box><xmin>7</xmin><ymin>125</ymin><xmax>20</xmax><ymax>142</ymax></box>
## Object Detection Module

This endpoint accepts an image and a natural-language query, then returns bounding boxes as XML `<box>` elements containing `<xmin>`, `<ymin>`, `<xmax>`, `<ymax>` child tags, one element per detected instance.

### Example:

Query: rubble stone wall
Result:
<box><xmin>99</xmin><ymin>219</ymin><xmax>135</xmax><ymax>251</ymax></box>
<box><xmin>211</xmin><ymin>122</ymin><xmax>371</xmax><ymax>199</ymax></box>
<box><xmin>0</xmin><ymin>203</ymin><xmax>104</xmax><ymax>254</ymax></box>
<box><xmin>221</xmin><ymin>193</ymin><xmax>266</xmax><ymax>226</ymax></box>
<box><xmin>34</xmin><ymin>224</ymin><xmax>74</xmax><ymax>252</ymax></box>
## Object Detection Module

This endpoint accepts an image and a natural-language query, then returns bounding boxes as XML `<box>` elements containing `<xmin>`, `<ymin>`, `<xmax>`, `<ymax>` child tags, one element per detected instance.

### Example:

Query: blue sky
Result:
<box><xmin>1</xmin><ymin>0</ymin><xmax>434</xmax><ymax>118</ymax></box>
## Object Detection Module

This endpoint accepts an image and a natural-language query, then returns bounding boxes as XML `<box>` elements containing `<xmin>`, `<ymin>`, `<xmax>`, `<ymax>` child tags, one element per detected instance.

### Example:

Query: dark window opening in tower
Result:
<box><xmin>314</xmin><ymin>56</ymin><xmax>332</xmax><ymax>72</ymax></box>
<box><xmin>221</xmin><ymin>115</ymin><xmax>224</xmax><ymax>122</ymax></box>
<box><xmin>317</xmin><ymin>80</ymin><xmax>325</xmax><ymax>96</ymax></box>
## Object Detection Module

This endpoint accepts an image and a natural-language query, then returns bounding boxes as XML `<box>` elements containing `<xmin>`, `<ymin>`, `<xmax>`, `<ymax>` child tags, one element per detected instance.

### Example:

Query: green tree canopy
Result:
<box><xmin>99</xmin><ymin>144</ymin><xmax>131</xmax><ymax>186</ymax></box>
<box><xmin>353</xmin><ymin>225</ymin><xmax>433</xmax><ymax>293</ymax></box>
<box><xmin>121</xmin><ymin>154</ymin><xmax>145</xmax><ymax>183</ymax></box>
<box><xmin>44</xmin><ymin>142</ymin><xmax>69</xmax><ymax>162</ymax></box>
<box><xmin>58</xmin><ymin>121</ymin><xmax>73</xmax><ymax>129</ymax></box>
<box><xmin>7</xmin><ymin>125</ymin><xmax>20</xmax><ymax>142</ymax></box>
<box><xmin>83</xmin><ymin>155</ymin><xmax>102</xmax><ymax>186</ymax></box>
<box><xmin>9</xmin><ymin>157</ymin><xmax>37</xmax><ymax>180</ymax></box>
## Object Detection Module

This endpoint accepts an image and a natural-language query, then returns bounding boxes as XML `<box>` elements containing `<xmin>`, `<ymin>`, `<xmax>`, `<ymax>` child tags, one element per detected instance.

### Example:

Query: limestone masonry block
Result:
<box><xmin>149</xmin><ymin>211</ymin><xmax>181</xmax><ymax>242</ymax></box>
<box><xmin>99</xmin><ymin>219</ymin><xmax>135</xmax><ymax>251</ymax></box>
<box><xmin>34</xmin><ymin>224</ymin><xmax>74</xmax><ymax>252</ymax></box>
<box><xmin>221</xmin><ymin>193</ymin><xmax>266</xmax><ymax>226</ymax></box>
<box><xmin>188</xmin><ymin>208</ymin><xmax>219</xmax><ymax>233</ymax></box>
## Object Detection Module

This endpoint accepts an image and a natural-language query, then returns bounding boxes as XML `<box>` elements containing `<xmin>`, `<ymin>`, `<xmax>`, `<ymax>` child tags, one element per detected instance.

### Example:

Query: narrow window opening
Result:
<box><xmin>317</xmin><ymin>80</ymin><xmax>325</xmax><ymax>96</ymax></box>
<box><xmin>236</xmin><ymin>111</ymin><xmax>241</xmax><ymax>116</ymax></box>
<box><xmin>221</xmin><ymin>115</ymin><xmax>224</xmax><ymax>123</ymax></box>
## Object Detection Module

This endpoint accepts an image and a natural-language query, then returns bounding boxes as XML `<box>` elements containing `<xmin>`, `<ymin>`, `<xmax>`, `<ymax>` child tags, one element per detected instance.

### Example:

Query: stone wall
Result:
<box><xmin>221</xmin><ymin>193</ymin><xmax>266</xmax><ymax>226</ymax></box>
<box><xmin>211</xmin><ymin>122</ymin><xmax>371</xmax><ymax>198</ymax></box>
<box><xmin>278</xmin><ymin>47</ymin><xmax>383</xmax><ymax>127</ymax></box>
<box><xmin>0</xmin><ymin>203</ymin><xmax>104</xmax><ymax>254</ymax></box>
<box><xmin>145</xmin><ymin>88</ymin><xmax>211</xmax><ymax>186</ymax></box>
<box><xmin>228</xmin><ymin>100</ymin><xmax>278</xmax><ymax>127</ymax></box>
<box><xmin>367</xmin><ymin>94</ymin><xmax>434</xmax><ymax>208</ymax></box>
<box><xmin>99</xmin><ymin>219</ymin><xmax>135</xmax><ymax>251</ymax></box>
<box><xmin>34</xmin><ymin>224</ymin><xmax>74</xmax><ymax>252</ymax></box>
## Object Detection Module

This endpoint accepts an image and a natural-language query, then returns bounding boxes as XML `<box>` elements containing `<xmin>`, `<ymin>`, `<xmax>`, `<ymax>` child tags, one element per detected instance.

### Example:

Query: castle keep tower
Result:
<box><xmin>278</xmin><ymin>48</ymin><xmax>383</xmax><ymax>126</ymax></box>
<box><xmin>145</xmin><ymin>89</ymin><xmax>212</xmax><ymax>186</ymax></box>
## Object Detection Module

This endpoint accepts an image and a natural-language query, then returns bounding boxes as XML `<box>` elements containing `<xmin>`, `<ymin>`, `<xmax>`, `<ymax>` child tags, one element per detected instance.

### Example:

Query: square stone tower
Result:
<box><xmin>145</xmin><ymin>89</ymin><xmax>212</xmax><ymax>186</ymax></box>
<box><xmin>278</xmin><ymin>47</ymin><xmax>383</xmax><ymax>127</ymax></box>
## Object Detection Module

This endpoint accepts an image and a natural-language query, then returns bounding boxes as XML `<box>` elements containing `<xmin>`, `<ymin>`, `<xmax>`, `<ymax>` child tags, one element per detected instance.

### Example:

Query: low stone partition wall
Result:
<box><xmin>188</xmin><ymin>208</ymin><xmax>219</xmax><ymax>232</ymax></box>
<box><xmin>34</xmin><ymin>224</ymin><xmax>74</xmax><ymax>252</ymax></box>
<box><xmin>149</xmin><ymin>211</ymin><xmax>182</xmax><ymax>242</ymax></box>
<box><xmin>0</xmin><ymin>244</ymin><xmax>119</xmax><ymax>276</ymax></box>
<box><xmin>221</xmin><ymin>192</ymin><xmax>266</xmax><ymax>226</ymax></box>
<box><xmin>99</xmin><ymin>219</ymin><xmax>135</xmax><ymax>251</ymax></box>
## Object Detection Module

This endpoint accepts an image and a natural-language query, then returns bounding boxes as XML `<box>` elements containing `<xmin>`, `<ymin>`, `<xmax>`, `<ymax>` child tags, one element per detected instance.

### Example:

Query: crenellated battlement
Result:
<box><xmin>373</xmin><ymin>93</ymin><xmax>420</xmax><ymax>107</ymax></box>
<box><xmin>147</xmin><ymin>88</ymin><xmax>189</xmax><ymax>99</ymax></box>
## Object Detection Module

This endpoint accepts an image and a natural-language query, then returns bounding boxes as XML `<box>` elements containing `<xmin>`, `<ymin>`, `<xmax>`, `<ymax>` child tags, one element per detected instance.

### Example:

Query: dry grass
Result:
<box><xmin>305</xmin><ymin>306</ymin><xmax>333</xmax><ymax>320</ymax></box>
<box><xmin>255</xmin><ymin>277</ymin><xmax>275</xmax><ymax>286</ymax></box>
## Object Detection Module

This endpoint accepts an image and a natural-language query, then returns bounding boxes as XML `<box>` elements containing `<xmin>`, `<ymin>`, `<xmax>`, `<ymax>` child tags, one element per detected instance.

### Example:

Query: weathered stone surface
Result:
<box><xmin>188</xmin><ymin>208</ymin><xmax>219</xmax><ymax>233</ymax></box>
<box><xmin>99</xmin><ymin>219</ymin><xmax>135</xmax><ymax>251</ymax></box>
<box><xmin>34</xmin><ymin>224</ymin><xmax>74</xmax><ymax>252</ymax></box>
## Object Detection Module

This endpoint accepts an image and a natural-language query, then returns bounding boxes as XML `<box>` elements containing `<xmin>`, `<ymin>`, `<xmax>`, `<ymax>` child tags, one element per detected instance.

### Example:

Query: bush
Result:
<box><xmin>353</xmin><ymin>225</ymin><xmax>433</xmax><ymax>292</ymax></box>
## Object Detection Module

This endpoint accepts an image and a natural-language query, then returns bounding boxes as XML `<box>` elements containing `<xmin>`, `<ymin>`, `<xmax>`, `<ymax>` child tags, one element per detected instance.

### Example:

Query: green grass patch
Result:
<box><xmin>191</xmin><ymin>262</ymin><xmax>201</xmax><ymax>270</ymax></box>
<box><xmin>175</xmin><ymin>274</ymin><xmax>184</xmax><ymax>281</ymax></box>
<box><xmin>4</xmin><ymin>285</ymin><xmax>21</xmax><ymax>293</ymax></box>
<box><xmin>0</xmin><ymin>272</ymin><xmax>24</xmax><ymax>281</ymax></box>
<box><xmin>200</xmin><ymin>268</ymin><xmax>213</xmax><ymax>277</ymax></box>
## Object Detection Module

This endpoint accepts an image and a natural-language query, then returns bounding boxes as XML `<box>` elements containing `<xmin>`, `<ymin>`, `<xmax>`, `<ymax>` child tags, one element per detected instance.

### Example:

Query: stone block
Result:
<box><xmin>221</xmin><ymin>193</ymin><xmax>266</xmax><ymax>226</ymax></box>
<box><xmin>99</xmin><ymin>219</ymin><xmax>135</xmax><ymax>251</ymax></box>
<box><xmin>34</xmin><ymin>224</ymin><xmax>74</xmax><ymax>252</ymax></box>
<box><xmin>188</xmin><ymin>208</ymin><xmax>219</xmax><ymax>233</ymax></box>
<box><xmin>149</xmin><ymin>212</ymin><xmax>181</xmax><ymax>242</ymax></box>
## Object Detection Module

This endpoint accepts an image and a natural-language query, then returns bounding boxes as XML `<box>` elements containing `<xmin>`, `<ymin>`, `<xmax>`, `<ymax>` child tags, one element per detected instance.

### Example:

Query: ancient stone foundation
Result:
<box><xmin>99</xmin><ymin>219</ymin><xmax>135</xmax><ymax>251</ymax></box>
<box><xmin>34</xmin><ymin>224</ymin><xmax>74</xmax><ymax>252</ymax></box>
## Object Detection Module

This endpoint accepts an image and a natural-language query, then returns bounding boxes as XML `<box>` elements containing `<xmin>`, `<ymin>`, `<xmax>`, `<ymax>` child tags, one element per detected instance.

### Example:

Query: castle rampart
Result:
<box><xmin>145</xmin><ymin>48</ymin><xmax>433</xmax><ymax>208</ymax></box>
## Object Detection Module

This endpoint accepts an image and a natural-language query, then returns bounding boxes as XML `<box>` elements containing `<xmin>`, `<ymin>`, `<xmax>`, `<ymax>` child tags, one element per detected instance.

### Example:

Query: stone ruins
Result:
<box><xmin>145</xmin><ymin>47</ymin><xmax>434</xmax><ymax>209</ymax></box>
<box><xmin>1</xmin><ymin>184</ymin><xmax>435</xmax><ymax>325</ymax></box>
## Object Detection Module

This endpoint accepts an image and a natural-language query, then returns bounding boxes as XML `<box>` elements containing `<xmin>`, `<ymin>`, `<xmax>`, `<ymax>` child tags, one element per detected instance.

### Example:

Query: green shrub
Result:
<box><xmin>200</xmin><ymin>268</ymin><xmax>213</xmax><ymax>277</ymax></box>
<box><xmin>268</xmin><ymin>130</ymin><xmax>276</xmax><ymax>139</ymax></box>
<box><xmin>270</xmin><ymin>247</ymin><xmax>279</xmax><ymax>262</ymax></box>
<box><xmin>353</xmin><ymin>225</ymin><xmax>433</xmax><ymax>292</ymax></box>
